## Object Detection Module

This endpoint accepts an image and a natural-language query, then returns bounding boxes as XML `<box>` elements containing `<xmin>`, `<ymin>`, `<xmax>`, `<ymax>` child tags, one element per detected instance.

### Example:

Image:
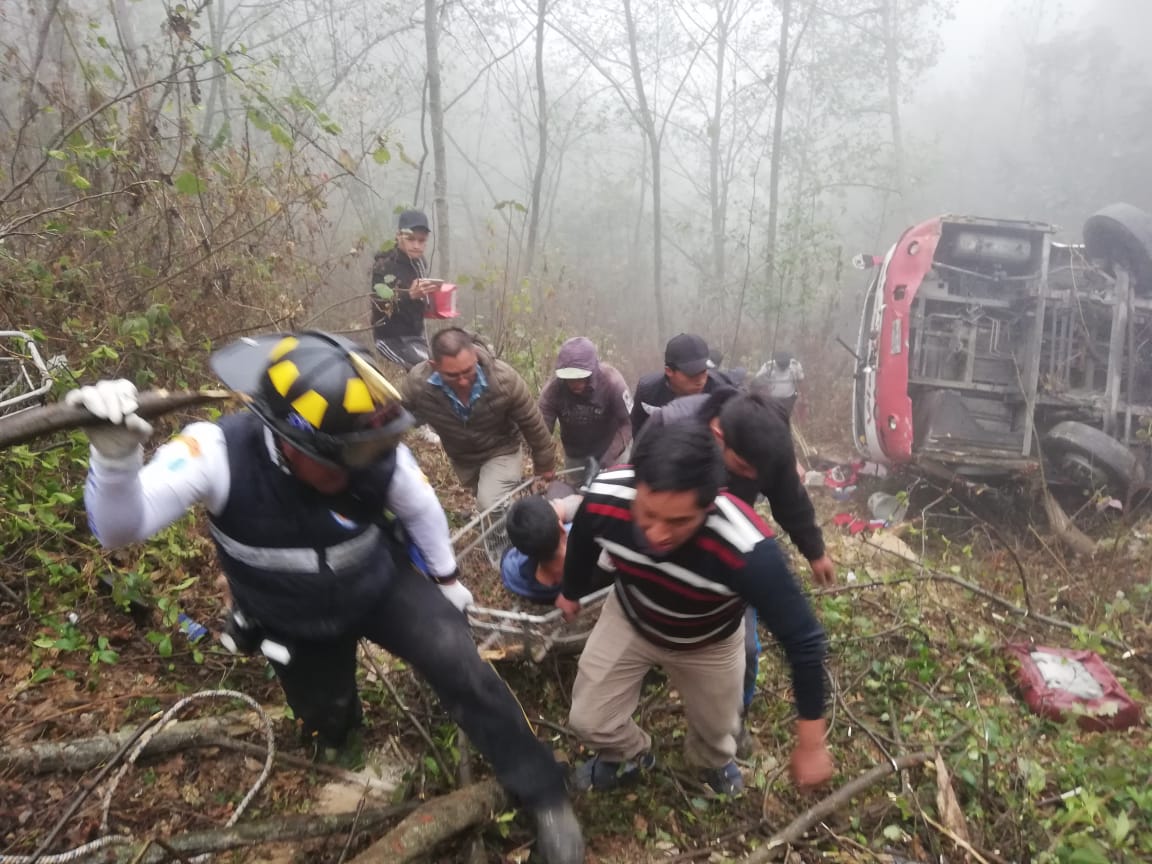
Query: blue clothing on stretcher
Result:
<box><xmin>500</xmin><ymin>524</ymin><xmax>571</xmax><ymax>603</ymax></box>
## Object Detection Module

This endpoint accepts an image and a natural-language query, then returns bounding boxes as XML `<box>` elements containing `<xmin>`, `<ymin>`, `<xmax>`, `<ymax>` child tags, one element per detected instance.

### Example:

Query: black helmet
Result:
<box><xmin>210</xmin><ymin>331</ymin><xmax>413</xmax><ymax>468</ymax></box>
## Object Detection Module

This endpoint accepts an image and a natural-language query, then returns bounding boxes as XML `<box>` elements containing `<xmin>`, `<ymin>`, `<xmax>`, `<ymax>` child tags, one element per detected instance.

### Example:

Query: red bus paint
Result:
<box><xmin>872</xmin><ymin>217</ymin><xmax>942</xmax><ymax>461</ymax></box>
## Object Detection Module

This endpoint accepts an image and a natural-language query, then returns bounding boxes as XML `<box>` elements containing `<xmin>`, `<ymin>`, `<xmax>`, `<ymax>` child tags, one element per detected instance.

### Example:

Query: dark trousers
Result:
<box><xmin>374</xmin><ymin>334</ymin><xmax>429</xmax><ymax>370</ymax></box>
<box><xmin>267</xmin><ymin>564</ymin><xmax>567</xmax><ymax>807</ymax></box>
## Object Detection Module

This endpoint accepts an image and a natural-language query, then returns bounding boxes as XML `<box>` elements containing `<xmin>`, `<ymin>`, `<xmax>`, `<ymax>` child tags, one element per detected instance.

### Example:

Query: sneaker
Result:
<box><xmin>701</xmin><ymin>760</ymin><xmax>744</xmax><ymax>796</ymax></box>
<box><xmin>571</xmin><ymin>751</ymin><xmax>655</xmax><ymax>792</ymax></box>
<box><xmin>531</xmin><ymin>799</ymin><xmax>585</xmax><ymax>864</ymax></box>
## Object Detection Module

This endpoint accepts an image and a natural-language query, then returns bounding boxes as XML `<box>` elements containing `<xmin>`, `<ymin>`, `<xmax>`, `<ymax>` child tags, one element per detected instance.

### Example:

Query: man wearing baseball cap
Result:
<box><xmin>539</xmin><ymin>336</ymin><xmax>633</xmax><ymax>472</ymax></box>
<box><xmin>630</xmin><ymin>333</ymin><xmax>726</xmax><ymax>436</ymax></box>
<box><xmin>370</xmin><ymin>209</ymin><xmax>438</xmax><ymax>370</ymax></box>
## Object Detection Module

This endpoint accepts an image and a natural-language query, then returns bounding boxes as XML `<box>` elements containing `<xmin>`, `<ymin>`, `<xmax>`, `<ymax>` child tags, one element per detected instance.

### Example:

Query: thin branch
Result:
<box><xmin>443</xmin><ymin>30</ymin><xmax>535</xmax><ymax>113</ymax></box>
<box><xmin>1</xmin><ymin>61</ymin><xmax>212</xmax><ymax>207</ymax></box>
<box><xmin>10</xmin><ymin>0</ymin><xmax>66</xmax><ymax>175</ymax></box>
<box><xmin>0</xmin><ymin>182</ymin><xmax>158</xmax><ymax>238</ymax></box>
<box><xmin>359</xmin><ymin>645</ymin><xmax>455</xmax><ymax>783</ymax></box>
<box><xmin>741</xmin><ymin>752</ymin><xmax>933</xmax><ymax>863</ymax></box>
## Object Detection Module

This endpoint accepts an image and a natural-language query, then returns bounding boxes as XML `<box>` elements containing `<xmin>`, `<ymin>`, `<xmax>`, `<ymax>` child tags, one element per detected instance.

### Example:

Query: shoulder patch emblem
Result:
<box><xmin>330</xmin><ymin>511</ymin><xmax>358</xmax><ymax>530</ymax></box>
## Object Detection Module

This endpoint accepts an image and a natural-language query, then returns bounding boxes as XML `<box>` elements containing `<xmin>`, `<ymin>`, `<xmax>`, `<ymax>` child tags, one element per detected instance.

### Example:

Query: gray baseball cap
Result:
<box><xmin>398</xmin><ymin>209</ymin><xmax>431</xmax><ymax>233</ymax></box>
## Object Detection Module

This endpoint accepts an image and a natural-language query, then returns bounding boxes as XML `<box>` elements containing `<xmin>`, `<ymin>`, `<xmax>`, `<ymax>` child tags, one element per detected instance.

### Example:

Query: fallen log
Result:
<box><xmin>1041</xmin><ymin>488</ymin><xmax>1098</xmax><ymax>558</ymax></box>
<box><xmin>0</xmin><ymin>710</ymin><xmax>264</xmax><ymax>774</ymax></box>
<box><xmin>108</xmin><ymin>802</ymin><xmax>420</xmax><ymax>863</ymax></box>
<box><xmin>347</xmin><ymin>778</ymin><xmax>507</xmax><ymax>864</ymax></box>
<box><xmin>0</xmin><ymin>388</ymin><xmax>232</xmax><ymax>449</ymax></box>
<box><xmin>742</xmin><ymin>752</ymin><xmax>932</xmax><ymax>863</ymax></box>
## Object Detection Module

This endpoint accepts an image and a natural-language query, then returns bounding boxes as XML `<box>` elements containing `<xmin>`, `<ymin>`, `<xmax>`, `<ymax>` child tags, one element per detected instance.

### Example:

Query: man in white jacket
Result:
<box><xmin>67</xmin><ymin>331</ymin><xmax>584</xmax><ymax>864</ymax></box>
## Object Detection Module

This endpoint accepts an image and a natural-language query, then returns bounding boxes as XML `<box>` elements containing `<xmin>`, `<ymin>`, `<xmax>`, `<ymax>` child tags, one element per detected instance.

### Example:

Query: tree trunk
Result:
<box><xmin>882</xmin><ymin>0</ymin><xmax>906</xmax><ymax>212</ymax></box>
<box><xmin>200</xmin><ymin>0</ymin><xmax>227</xmax><ymax>139</ymax></box>
<box><xmin>0</xmin><ymin>711</ymin><xmax>261</xmax><ymax>775</ymax></box>
<box><xmin>111</xmin><ymin>803</ymin><xmax>420</xmax><ymax>863</ymax></box>
<box><xmin>765</xmin><ymin>0</ymin><xmax>792</xmax><ymax>350</ymax></box>
<box><xmin>709</xmin><ymin>0</ymin><xmax>731</xmax><ymax>301</ymax></box>
<box><xmin>523</xmin><ymin>0</ymin><xmax>549</xmax><ymax>275</ymax></box>
<box><xmin>424</xmin><ymin>0</ymin><xmax>451</xmax><ymax>276</ymax></box>
<box><xmin>629</xmin><ymin>134</ymin><xmax>648</xmax><ymax>285</ymax></box>
<box><xmin>347</xmin><ymin>779</ymin><xmax>507</xmax><ymax>864</ymax></box>
<box><xmin>622</xmin><ymin>0</ymin><xmax>667</xmax><ymax>348</ymax></box>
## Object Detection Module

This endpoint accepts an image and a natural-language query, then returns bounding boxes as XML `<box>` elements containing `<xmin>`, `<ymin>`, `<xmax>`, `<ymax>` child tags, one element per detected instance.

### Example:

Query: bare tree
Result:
<box><xmin>621</xmin><ymin>0</ymin><xmax>669</xmax><ymax>345</ymax></box>
<box><xmin>523</xmin><ymin>0</ymin><xmax>549</xmax><ymax>274</ymax></box>
<box><xmin>425</xmin><ymin>0</ymin><xmax>452</xmax><ymax>274</ymax></box>
<box><xmin>764</xmin><ymin>0</ymin><xmax>794</xmax><ymax>348</ymax></box>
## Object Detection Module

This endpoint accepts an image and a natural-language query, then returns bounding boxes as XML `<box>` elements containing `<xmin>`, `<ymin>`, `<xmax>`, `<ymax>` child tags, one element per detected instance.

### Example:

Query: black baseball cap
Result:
<box><xmin>397</xmin><ymin>209</ymin><xmax>431</xmax><ymax>233</ymax></box>
<box><xmin>664</xmin><ymin>333</ymin><xmax>714</xmax><ymax>376</ymax></box>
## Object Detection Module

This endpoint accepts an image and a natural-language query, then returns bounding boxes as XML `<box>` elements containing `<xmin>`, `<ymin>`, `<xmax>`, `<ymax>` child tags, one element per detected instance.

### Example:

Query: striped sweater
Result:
<box><xmin>562</xmin><ymin>467</ymin><xmax>827</xmax><ymax>719</ymax></box>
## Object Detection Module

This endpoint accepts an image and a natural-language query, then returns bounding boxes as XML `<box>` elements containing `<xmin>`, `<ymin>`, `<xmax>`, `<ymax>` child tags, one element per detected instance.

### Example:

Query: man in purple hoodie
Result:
<box><xmin>539</xmin><ymin>337</ymin><xmax>633</xmax><ymax>471</ymax></box>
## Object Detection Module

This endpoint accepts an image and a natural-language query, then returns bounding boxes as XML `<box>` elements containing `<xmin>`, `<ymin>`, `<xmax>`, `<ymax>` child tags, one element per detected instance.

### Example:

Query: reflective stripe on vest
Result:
<box><xmin>210</xmin><ymin>523</ymin><xmax>381</xmax><ymax>573</ymax></box>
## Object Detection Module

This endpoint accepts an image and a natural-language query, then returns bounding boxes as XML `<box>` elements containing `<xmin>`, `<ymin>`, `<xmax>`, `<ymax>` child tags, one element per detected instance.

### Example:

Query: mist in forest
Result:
<box><xmin>1</xmin><ymin>0</ymin><xmax>1149</xmax><ymax>383</ymax></box>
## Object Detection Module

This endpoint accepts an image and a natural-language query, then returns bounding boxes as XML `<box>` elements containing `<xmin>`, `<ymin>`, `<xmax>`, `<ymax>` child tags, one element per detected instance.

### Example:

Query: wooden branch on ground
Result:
<box><xmin>741</xmin><ymin>752</ymin><xmax>932</xmax><ymax>863</ymax></box>
<box><xmin>1041</xmin><ymin>489</ymin><xmax>1098</xmax><ymax>558</ymax></box>
<box><xmin>0</xmin><ymin>710</ymin><xmax>264</xmax><ymax>774</ymax></box>
<box><xmin>346</xmin><ymin>778</ymin><xmax>507</xmax><ymax>864</ymax></box>
<box><xmin>359</xmin><ymin>644</ymin><xmax>454</xmax><ymax>782</ymax></box>
<box><xmin>110</xmin><ymin>802</ymin><xmax>419</xmax><ymax>863</ymax></box>
<box><xmin>0</xmin><ymin>389</ymin><xmax>232</xmax><ymax>449</ymax></box>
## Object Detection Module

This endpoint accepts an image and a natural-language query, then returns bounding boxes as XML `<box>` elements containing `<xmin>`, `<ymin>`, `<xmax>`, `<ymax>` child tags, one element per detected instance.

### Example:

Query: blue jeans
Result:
<box><xmin>743</xmin><ymin>606</ymin><xmax>761</xmax><ymax>710</ymax></box>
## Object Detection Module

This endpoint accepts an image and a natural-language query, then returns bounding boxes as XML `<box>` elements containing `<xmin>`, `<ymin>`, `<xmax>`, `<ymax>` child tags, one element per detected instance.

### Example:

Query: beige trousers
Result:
<box><xmin>451</xmin><ymin>448</ymin><xmax>524</xmax><ymax>511</ymax></box>
<box><xmin>568</xmin><ymin>590</ymin><xmax>745</xmax><ymax>769</ymax></box>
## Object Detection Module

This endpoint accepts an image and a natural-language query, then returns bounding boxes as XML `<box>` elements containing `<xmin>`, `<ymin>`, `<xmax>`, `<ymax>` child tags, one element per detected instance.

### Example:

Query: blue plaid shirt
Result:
<box><xmin>429</xmin><ymin>365</ymin><xmax>488</xmax><ymax>420</ymax></box>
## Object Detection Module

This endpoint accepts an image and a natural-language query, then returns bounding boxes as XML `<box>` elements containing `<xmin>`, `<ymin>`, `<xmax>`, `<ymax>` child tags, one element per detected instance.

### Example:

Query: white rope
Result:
<box><xmin>0</xmin><ymin>690</ymin><xmax>275</xmax><ymax>864</ymax></box>
<box><xmin>0</xmin><ymin>836</ymin><xmax>136</xmax><ymax>864</ymax></box>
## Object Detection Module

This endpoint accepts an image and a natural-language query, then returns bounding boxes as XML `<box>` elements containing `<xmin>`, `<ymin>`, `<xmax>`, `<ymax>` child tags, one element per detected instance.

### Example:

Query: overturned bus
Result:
<box><xmin>852</xmin><ymin>204</ymin><xmax>1152</xmax><ymax>511</ymax></box>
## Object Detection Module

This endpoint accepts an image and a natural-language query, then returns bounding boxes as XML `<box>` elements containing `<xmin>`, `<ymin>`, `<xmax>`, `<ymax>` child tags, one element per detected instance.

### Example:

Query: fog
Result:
<box><xmin>1</xmin><ymin>0</ymin><xmax>1149</xmax><ymax>382</ymax></box>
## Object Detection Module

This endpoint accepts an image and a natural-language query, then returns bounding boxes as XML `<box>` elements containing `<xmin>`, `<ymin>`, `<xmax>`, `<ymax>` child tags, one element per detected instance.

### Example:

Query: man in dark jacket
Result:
<box><xmin>539</xmin><ymin>336</ymin><xmax>632</xmax><ymax>471</ymax></box>
<box><xmin>640</xmin><ymin>389</ymin><xmax>831</xmax><ymax>582</ymax></box>
<box><xmin>402</xmin><ymin>328</ymin><xmax>556</xmax><ymax>510</ymax></box>
<box><xmin>370</xmin><ymin>209</ymin><xmax>437</xmax><ymax>370</ymax></box>
<box><xmin>630</xmin><ymin>333</ymin><xmax>728</xmax><ymax>437</ymax></box>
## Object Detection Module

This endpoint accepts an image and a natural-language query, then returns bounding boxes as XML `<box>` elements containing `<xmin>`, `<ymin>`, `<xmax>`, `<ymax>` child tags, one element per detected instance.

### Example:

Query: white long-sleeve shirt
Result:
<box><xmin>85</xmin><ymin>421</ymin><xmax>458</xmax><ymax>579</ymax></box>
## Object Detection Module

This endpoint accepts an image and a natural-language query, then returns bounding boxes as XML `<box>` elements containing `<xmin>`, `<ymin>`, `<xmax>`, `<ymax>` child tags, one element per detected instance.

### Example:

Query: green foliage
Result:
<box><xmin>816</xmin><ymin>538</ymin><xmax>1152</xmax><ymax>864</ymax></box>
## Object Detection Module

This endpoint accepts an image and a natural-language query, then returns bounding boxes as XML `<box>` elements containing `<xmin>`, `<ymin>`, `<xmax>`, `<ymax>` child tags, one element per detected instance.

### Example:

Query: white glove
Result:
<box><xmin>64</xmin><ymin>379</ymin><xmax>153</xmax><ymax>468</ymax></box>
<box><xmin>438</xmin><ymin>579</ymin><xmax>474</xmax><ymax>613</ymax></box>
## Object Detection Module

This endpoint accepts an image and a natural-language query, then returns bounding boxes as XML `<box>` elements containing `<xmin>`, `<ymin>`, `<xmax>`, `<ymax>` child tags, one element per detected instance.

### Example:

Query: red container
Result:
<box><xmin>424</xmin><ymin>283</ymin><xmax>459</xmax><ymax>319</ymax></box>
<box><xmin>1003</xmin><ymin>643</ymin><xmax>1141</xmax><ymax>732</ymax></box>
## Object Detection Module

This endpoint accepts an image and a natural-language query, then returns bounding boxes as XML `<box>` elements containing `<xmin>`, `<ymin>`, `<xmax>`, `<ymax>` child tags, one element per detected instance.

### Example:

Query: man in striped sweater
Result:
<box><xmin>557</xmin><ymin>423</ymin><xmax>832</xmax><ymax>794</ymax></box>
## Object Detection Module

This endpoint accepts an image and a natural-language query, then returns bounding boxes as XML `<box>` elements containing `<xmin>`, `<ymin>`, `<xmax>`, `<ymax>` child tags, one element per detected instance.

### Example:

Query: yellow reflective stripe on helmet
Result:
<box><xmin>343</xmin><ymin>378</ymin><xmax>375</xmax><ymax>414</ymax></box>
<box><xmin>267</xmin><ymin>359</ymin><xmax>300</xmax><ymax>397</ymax></box>
<box><xmin>291</xmin><ymin>390</ymin><xmax>329</xmax><ymax>428</ymax></box>
<box><xmin>348</xmin><ymin>352</ymin><xmax>403</xmax><ymax>403</ymax></box>
<box><xmin>268</xmin><ymin>336</ymin><xmax>300</xmax><ymax>362</ymax></box>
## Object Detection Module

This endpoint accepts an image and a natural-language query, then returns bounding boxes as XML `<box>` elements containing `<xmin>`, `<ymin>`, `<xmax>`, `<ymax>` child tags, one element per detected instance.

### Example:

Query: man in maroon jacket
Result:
<box><xmin>539</xmin><ymin>336</ymin><xmax>633</xmax><ymax>472</ymax></box>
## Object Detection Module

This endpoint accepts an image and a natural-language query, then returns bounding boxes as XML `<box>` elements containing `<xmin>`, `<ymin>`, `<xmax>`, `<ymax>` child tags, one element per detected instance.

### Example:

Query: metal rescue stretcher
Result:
<box><xmin>451</xmin><ymin>471</ymin><xmax>610</xmax><ymax>661</ymax></box>
<box><xmin>0</xmin><ymin>330</ymin><xmax>54</xmax><ymax>417</ymax></box>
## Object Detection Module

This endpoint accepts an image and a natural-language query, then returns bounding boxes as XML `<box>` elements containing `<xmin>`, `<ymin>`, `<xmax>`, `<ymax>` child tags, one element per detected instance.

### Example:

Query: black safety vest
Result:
<box><xmin>209</xmin><ymin>412</ymin><xmax>398</xmax><ymax>639</ymax></box>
